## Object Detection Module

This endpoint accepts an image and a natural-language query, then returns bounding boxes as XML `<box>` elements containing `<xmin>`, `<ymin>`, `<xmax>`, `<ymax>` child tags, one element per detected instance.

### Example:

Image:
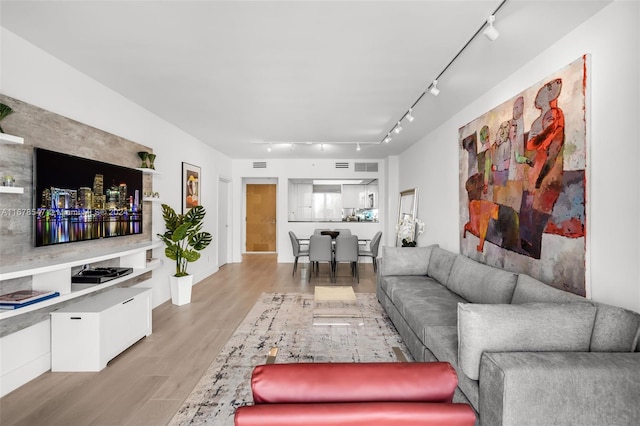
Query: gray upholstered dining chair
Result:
<box><xmin>308</xmin><ymin>235</ymin><xmax>333</xmax><ymax>281</ymax></box>
<box><xmin>333</xmin><ymin>235</ymin><xmax>359</xmax><ymax>283</ymax></box>
<box><xmin>289</xmin><ymin>231</ymin><xmax>309</xmax><ymax>276</ymax></box>
<box><xmin>313</xmin><ymin>229</ymin><xmax>331</xmax><ymax>235</ymax></box>
<box><xmin>333</xmin><ymin>228</ymin><xmax>352</xmax><ymax>236</ymax></box>
<box><xmin>358</xmin><ymin>231</ymin><xmax>382</xmax><ymax>273</ymax></box>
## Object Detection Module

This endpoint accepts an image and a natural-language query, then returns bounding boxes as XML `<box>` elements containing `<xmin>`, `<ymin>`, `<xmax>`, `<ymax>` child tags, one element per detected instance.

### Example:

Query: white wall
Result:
<box><xmin>398</xmin><ymin>1</ymin><xmax>640</xmax><ymax>312</ymax></box>
<box><xmin>1</xmin><ymin>27</ymin><xmax>232</xmax><ymax>308</ymax></box>
<box><xmin>231</xmin><ymin>158</ymin><xmax>385</xmax><ymax>264</ymax></box>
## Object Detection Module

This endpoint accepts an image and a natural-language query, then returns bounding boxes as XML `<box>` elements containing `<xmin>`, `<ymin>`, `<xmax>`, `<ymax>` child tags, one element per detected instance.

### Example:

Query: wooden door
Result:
<box><xmin>246</xmin><ymin>184</ymin><xmax>276</xmax><ymax>252</ymax></box>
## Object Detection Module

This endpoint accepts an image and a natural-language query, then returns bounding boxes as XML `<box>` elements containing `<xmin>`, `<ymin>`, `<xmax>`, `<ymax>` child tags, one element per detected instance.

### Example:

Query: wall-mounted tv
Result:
<box><xmin>34</xmin><ymin>148</ymin><xmax>143</xmax><ymax>247</ymax></box>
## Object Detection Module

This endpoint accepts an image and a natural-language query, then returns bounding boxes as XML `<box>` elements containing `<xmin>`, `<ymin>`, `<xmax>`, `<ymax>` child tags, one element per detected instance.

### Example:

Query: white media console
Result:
<box><xmin>51</xmin><ymin>287</ymin><xmax>152</xmax><ymax>372</ymax></box>
<box><xmin>0</xmin><ymin>242</ymin><xmax>161</xmax><ymax>396</ymax></box>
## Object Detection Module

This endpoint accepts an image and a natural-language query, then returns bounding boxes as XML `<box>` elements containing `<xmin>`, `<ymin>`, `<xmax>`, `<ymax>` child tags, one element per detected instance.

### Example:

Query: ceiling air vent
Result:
<box><xmin>253</xmin><ymin>161</ymin><xmax>267</xmax><ymax>169</ymax></box>
<box><xmin>354</xmin><ymin>162</ymin><xmax>378</xmax><ymax>172</ymax></box>
<box><xmin>335</xmin><ymin>162</ymin><xmax>349</xmax><ymax>169</ymax></box>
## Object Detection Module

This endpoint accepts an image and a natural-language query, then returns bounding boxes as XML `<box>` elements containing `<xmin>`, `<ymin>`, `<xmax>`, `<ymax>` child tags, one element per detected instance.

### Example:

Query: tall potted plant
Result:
<box><xmin>157</xmin><ymin>204</ymin><xmax>213</xmax><ymax>305</ymax></box>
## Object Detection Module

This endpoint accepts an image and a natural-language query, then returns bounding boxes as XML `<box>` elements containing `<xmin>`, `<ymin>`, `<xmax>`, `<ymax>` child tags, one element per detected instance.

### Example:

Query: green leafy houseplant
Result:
<box><xmin>157</xmin><ymin>204</ymin><xmax>213</xmax><ymax>277</ymax></box>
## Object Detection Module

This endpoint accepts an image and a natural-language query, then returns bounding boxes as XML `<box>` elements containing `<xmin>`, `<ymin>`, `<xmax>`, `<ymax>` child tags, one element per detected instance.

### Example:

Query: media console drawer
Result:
<box><xmin>50</xmin><ymin>287</ymin><xmax>152</xmax><ymax>372</ymax></box>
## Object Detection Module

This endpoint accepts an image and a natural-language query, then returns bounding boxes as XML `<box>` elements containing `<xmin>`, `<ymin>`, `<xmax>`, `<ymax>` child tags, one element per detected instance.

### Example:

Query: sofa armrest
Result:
<box><xmin>251</xmin><ymin>362</ymin><xmax>458</xmax><ymax>404</ymax></box>
<box><xmin>235</xmin><ymin>402</ymin><xmax>476</xmax><ymax>426</ymax></box>
<box><xmin>479</xmin><ymin>351</ymin><xmax>640</xmax><ymax>425</ymax></box>
<box><xmin>379</xmin><ymin>246</ymin><xmax>435</xmax><ymax>276</ymax></box>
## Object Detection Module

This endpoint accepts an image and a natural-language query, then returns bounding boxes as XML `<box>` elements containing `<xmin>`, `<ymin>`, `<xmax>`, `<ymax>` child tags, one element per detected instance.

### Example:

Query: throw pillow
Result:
<box><xmin>380</xmin><ymin>245</ymin><xmax>437</xmax><ymax>276</ymax></box>
<box><xmin>457</xmin><ymin>302</ymin><xmax>596</xmax><ymax>380</ymax></box>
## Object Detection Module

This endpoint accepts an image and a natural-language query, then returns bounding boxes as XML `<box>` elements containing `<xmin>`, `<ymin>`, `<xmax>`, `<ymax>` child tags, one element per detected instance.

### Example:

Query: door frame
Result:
<box><xmin>218</xmin><ymin>176</ymin><xmax>231</xmax><ymax>266</ymax></box>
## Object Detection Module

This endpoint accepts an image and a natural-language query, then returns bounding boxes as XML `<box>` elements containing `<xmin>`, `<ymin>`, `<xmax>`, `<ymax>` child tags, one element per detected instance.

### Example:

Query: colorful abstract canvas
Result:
<box><xmin>458</xmin><ymin>55</ymin><xmax>588</xmax><ymax>296</ymax></box>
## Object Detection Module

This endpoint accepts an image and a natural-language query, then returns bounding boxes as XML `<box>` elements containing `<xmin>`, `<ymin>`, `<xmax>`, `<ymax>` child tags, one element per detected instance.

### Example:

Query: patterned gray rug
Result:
<box><xmin>169</xmin><ymin>292</ymin><xmax>412</xmax><ymax>425</ymax></box>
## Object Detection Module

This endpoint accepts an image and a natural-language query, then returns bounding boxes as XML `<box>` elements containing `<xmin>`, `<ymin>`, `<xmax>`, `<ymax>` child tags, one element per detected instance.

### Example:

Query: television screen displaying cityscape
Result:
<box><xmin>34</xmin><ymin>148</ymin><xmax>143</xmax><ymax>247</ymax></box>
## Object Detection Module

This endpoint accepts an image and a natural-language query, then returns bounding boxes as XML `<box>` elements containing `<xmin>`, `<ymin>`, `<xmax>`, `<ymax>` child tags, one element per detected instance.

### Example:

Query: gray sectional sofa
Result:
<box><xmin>377</xmin><ymin>244</ymin><xmax>640</xmax><ymax>425</ymax></box>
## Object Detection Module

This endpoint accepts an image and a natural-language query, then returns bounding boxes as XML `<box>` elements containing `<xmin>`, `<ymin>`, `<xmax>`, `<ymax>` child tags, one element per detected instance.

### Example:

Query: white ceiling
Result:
<box><xmin>0</xmin><ymin>0</ymin><xmax>611</xmax><ymax>160</ymax></box>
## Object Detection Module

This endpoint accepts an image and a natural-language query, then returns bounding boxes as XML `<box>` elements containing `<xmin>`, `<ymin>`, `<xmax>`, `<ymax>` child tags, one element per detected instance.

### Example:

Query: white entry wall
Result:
<box><xmin>231</xmin><ymin>159</ymin><xmax>386</xmax><ymax>264</ymax></box>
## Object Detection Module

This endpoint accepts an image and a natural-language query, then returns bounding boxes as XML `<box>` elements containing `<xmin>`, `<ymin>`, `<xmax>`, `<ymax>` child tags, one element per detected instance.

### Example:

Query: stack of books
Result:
<box><xmin>0</xmin><ymin>290</ymin><xmax>60</xmax><ymax>310</ymax></box>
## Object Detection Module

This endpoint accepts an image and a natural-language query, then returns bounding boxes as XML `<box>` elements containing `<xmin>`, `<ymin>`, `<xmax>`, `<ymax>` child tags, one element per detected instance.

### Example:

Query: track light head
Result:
<box><xmin>267</xmin><ymin>143</ymin><xmax>272</xmax><ymax>152</ymax></box>
<box><xmin>384</xmin><ymin>133</ymin><xmax>392</xmax><ymax>143</ymax></box>
<box><xmin>429</xmin><ymin>80</ymin><xmax>440</xmax><ymax>96</ymax></box>
<box><xmin>320</xmin><ymin>143</ymin><xmax>324</xmax><ymax>151</ymax></box>
<box><xmin>356</xmin><ymin>143</ymin><xmax>361</xmax><ymax>151</ymax></box>
<box><xmin>483</xmin><ymin>15</ymin><xmax>499</xmax><ymax>41</ymax></box>
<box><xmin>394</xmin><ymin>121</ymin><xmax>403</xmax><ymax>134</ymax></box>
<box><xmin>406</xmin><ymin>108</ymin><xmax>415</xmax><ymax>122</ymax></box>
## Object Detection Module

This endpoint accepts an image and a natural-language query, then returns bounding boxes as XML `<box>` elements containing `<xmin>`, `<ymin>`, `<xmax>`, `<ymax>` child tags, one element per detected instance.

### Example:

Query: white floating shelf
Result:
<box><xmin>0</xmin><ymin>186</ymin><xmax>24</xmax><ymax>194</ymax></box>
<box><xmin>0</xmin><ymin>241</ymin><xmax>163</xmax><ymax>320</ymax></box>
<box><xmin>135</xmin><ymin>168</ymin><xmax>161</xmax><ymax>175</ymax></box>
<box><xmin>142</xmin><ymin>197</ymin><xmax>162</xmax><ymax>203</ymax></box>
<box><xmin>0</xmin><ymin>133</ymin><xmax>24</xmax><ymax>145</ymax></box>
<box><xmin>0</xmin><ymin>240</ymin><xmax>162</xmax><ymax>281</ymax></box>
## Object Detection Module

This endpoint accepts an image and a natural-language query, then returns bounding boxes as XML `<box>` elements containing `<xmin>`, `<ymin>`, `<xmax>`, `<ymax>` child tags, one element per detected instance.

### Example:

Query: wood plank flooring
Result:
<box><xmin>0</xmin><ymin>255</ymin><xmax>377</xmax><ymax>425</ymax></box>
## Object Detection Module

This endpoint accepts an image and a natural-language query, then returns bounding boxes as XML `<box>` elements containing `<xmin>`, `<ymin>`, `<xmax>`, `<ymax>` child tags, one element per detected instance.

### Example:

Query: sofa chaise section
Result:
<box><xmin>377</xmin><ymin>245</ymin><xmax>640</xmax><ymax>425</ymax></box>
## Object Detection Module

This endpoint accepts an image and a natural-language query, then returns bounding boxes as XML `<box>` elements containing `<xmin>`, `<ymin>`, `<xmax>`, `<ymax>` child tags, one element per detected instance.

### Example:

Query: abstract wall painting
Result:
<box><xmin>458</xmin><ymin>55</ymin><xmax>589</xmax><ymax>296</ymax></box>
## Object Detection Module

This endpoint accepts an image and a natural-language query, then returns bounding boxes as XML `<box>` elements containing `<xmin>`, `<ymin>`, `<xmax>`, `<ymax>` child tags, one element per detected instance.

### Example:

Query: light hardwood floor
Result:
<box><xmin>0</xmin><ymin>254</ymin><xmax>377</xmax><ymax>425</ymax></box>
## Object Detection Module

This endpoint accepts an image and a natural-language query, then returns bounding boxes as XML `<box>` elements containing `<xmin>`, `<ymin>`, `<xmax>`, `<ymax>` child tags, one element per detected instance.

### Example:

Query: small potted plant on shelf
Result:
<box><xmin>0</xmin><ymin>103</ymin><xmax>14</xmax><ymax>133</ymax></box>
<box><xmin>157</xmin><ymin>204</ymin><xmax>213</xmax><ymax>305</ymax></box>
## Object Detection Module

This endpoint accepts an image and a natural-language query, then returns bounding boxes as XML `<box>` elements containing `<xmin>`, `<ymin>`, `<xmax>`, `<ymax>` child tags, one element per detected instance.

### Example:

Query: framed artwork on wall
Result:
<box><xmin>458</xmin><ymin>55</ymin><xmax>589</xmax><ymax>296</ymax></box>
<box><xmin>182</xmin><ymin>162</ymin><xmax>201</xmax><ymax>213</ymax></box>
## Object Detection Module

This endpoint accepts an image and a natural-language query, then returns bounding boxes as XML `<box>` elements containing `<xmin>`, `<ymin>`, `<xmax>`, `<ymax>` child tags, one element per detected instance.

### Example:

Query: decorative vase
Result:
<box><xmin>137</xmin><ymin>151</ymin><xmax>149</xmax><ymax>168</ymax></box>
<box><xmin>401</xmin><ymin>239</ymin><xmax>417</xmax><ymax>247</ymax></box>
<box><xmin>147</xmin><ymin>153</ymin><xmax>156</xmax><ymax>169</ymax></box>
<box><xmin>169</xmin><ymin>275</ymin><xmax>193</xmax><ymax>306</ymax></box>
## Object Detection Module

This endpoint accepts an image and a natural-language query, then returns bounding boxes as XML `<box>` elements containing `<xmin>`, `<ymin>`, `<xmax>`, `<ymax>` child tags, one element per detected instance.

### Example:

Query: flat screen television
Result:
<box><xmin>34</xmin><ymin>148</ymin><xmax>143</xmax><ymax>247</ymax></box>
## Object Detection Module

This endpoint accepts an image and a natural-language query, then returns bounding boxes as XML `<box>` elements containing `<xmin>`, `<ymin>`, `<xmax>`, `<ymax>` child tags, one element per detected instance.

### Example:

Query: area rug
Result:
<box><xmin>168</xmin><ymin>292</ymin><xmax>412</xmax><ymax>425</ymax></box>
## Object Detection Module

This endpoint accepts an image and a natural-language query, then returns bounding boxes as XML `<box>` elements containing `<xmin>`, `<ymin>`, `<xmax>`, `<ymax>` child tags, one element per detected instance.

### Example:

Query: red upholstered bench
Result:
<box><xmin>234</xmin><ymin>362</ymin><xmax>476</xmax><ymax>426</ymax></box>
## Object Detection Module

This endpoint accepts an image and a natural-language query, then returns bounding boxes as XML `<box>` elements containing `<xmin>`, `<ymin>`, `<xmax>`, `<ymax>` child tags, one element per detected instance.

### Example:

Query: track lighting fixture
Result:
<box><xmin>356</xmin><ymin>143</ymin><xmax>361</xmax><ymax>151</ymax></box>
<box><xmin>267</xmin><ymin>143</ymin><xmax>272</xmax><ymax>152</ymax></box>
<box><xmin>406</xmin><ymin>108</ymin><xmax>414</xmax><ymax>122</ymax></box>
<box><xmin>377</xmin><ymin>1</ymin><xmax>506</xmax><ymax>144</ymax></box>
<box><xmin>320</xmin><ymin>143</ymin><xmax>324</xmax><ymax>151</ymax></box>
<box><xmin>483</xmin><ymin>15</ymin><xmax>499</xmax><ymax>41</ymax></box>
<box><xmin>429</xmin><ymin>80</ymin><xmax>440</xmax><ymax>97</ymax></box>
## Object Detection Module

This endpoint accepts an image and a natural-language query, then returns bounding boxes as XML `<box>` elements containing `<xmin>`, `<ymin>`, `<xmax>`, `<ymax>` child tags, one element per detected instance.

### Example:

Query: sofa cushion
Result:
<box><xmin>398</xmin><ymin>288</ymin><xmax>467</xmax><ymax>343</ymax></box>
<box><xmin>511</xmin><ymin>274</ymin><xmax>584</xmax><ymax>304</ymax></box>
<box><xmin>457</xmin><ymin>302</ymin><xmax>597</xmax><ymax>380</ymax></box>
<box><xmin>380</xmin><ymin>245</ymin><xmax>437</xmax><ymax>276</ymax></box>
<box><xmin>446</xmin><ymin>255</ymin><xmax>517</xmax><ymax>304</ymax></box>
<box><xmin>590</xmin><ymin>302</ymin><xmax>640</xmax><ymax>352</ymax></box>
<box><xmin>379</xmin><ymin>275</ymin><xmax>441</xmax><ymax>307</ymax></box>
<box><xmin>427</xmin><ymin>247</ymin><xmax>457</xmax><ymax>285</ymax></box>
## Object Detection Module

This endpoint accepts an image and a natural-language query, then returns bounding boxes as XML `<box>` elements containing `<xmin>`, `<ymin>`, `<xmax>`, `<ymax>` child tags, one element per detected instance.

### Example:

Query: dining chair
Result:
<box><xmin>308</xmin><ymin>235</ymin><xmax>333</xmax><ymax>281</ymax></box>
<box><xmin>289</xmin><ymin>231</ymin><xmax>309</xmax><ymax>276</ymax></box>
<box><xmin>333</xmin><ymin>235</ymin><xmax>359</xmax><ymax>283</ymax></box>
<box><xmin>358</xmin><ymin>231</ymin><xmax>382</xmax><ymax>273</ymax></box>
<box><xmin>313</xmin><ymin>229</ymin><xmax>331</xmax><ymax>235</ymax></box>
<box><xmin>333</xmin><ymin>229</ymin><xmax>352</xmax><ymax>236</ymax></box>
